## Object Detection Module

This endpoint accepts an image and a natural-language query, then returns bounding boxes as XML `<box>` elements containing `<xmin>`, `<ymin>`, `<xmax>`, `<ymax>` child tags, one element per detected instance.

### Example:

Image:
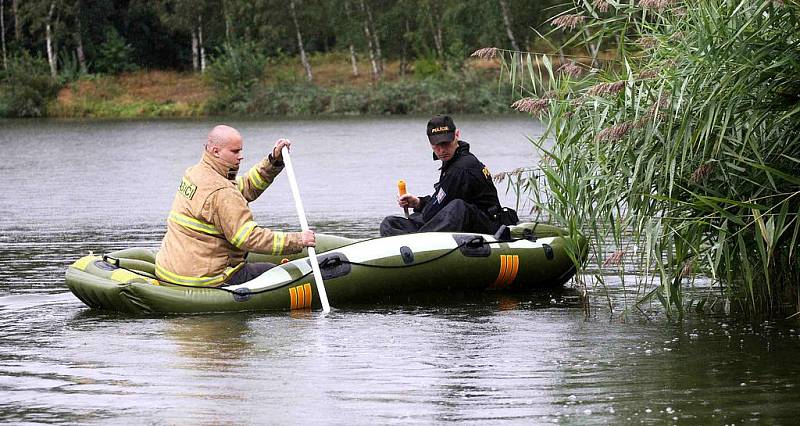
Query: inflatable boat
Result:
<box><xmin>65</xmin><ymin>223</ymin><xmax>584</xmax><ymax>314</ymax></box>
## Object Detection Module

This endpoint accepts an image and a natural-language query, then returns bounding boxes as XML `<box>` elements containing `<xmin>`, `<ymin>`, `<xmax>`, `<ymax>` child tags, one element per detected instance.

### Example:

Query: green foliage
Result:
<box><xmin>501</xmin><ymin>0</ymin><xmax>800</xmax><ymax>317</ymax></box>
<box><xmin>204</xmin><ymin>42</ymin><xmax>269</xmax><ymax>111</ymax></box>
<box><xmin>94</xmin><ymin>28</ymin><xmax>138</xmax><ymax>74</ymax></box>
<box><xmin>0</xmin><ymin>52</ymin><xmax>61</xmax><ymax>118</ymax></box>
<box><xmin>413</xmin><ymin>57</ymin><xmax>444</xmax><ymax>79</ymax></box>
<box><xmin>57</xmin><ymin>50</ymin><xmax>87</xmax><ymax>84</ymax></box>
<box><xmin>207</xmin><ymin>73</ymin><xmax>507</xmax><ymax>116</ymax></box>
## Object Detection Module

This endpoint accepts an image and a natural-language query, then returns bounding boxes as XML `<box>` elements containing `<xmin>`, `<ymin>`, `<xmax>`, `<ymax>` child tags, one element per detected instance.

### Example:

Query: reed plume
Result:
<box><xmin>586</xmin><ymin>81</ymin><xmax>626</xmax><ymax>96</ymax></box>
<box><xmin>511</xmin><ymin>97</ymin><xmax>551</xmax><ymax>116</ymax></box>
<box><xmin>639</xmin><ymin>0</ymin><xmax>676</xmax><ymax>11</ymax></box>
<box><xmin>557</xmin><ymin>61</ymin><xmax>583</xmax><ymax>77</ymax></box>
<box><xmin>471</xmin><ymin>47</ymin><xmax>499</xmax><ymax>60</ymax></box>
<box><xmin>593</xmin><ymin>0</ymin><xmax>611</xmax><ymax>13</ymax></box>
<box><xmin>551</xmin><ymin>14</ymin><xmax>586</xmax><ymax>30</ymax></box>
<box><xmin>596</xmin><ymin>122</ymin><xmax>634</xmax><ymax>141</ymax></box>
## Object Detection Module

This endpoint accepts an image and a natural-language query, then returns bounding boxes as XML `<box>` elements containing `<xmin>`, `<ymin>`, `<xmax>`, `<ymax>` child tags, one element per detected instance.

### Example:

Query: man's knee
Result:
<box><xmin>442</xmin><ymin>199</ymin><xmax>469</xmax><ymax>214</ymax></box>
<box><xmin>380</xmin><ymin>215</ymin><xmax>411</xmax><ymax>236</ymax></box>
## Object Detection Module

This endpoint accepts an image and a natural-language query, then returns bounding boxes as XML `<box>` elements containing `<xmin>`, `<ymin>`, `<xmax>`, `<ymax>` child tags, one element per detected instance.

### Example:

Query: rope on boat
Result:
<box><xmin>107</xmin><ymin>234</ymin><xmax>535</xmax><ymax>296</ymax></box>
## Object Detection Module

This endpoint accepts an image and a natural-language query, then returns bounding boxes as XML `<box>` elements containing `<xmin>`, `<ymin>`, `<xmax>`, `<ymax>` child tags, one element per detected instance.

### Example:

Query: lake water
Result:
<box><xmin>1</xmin><ymin>116</ymin><xmax>799</xmax><ymax>424</ymax></box>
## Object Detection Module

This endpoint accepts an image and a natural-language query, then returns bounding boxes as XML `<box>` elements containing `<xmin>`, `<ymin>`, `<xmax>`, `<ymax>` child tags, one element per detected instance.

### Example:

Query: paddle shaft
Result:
<box><xmin>281</xmin><ymin>146</ymin><xmax>331</xmax><ymax>313</ymax></box>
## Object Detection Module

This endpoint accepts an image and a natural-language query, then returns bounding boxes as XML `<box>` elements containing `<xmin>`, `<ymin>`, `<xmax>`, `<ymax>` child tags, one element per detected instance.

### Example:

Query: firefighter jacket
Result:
<box><xmin>416</xmin><ymin>141</ymin><xmax>501</xmax><ymax>222</ymax></box>
<box><xmin>155</xmin><ymin>151</ymin><xmax>304</xmax><ymax>286</ymax></box>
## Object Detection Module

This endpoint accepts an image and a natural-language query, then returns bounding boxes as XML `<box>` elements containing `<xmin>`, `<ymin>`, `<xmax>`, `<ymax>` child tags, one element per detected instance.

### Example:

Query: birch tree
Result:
<box><xmin>359</xmin><ymin>0</ymin><xmax>382</xmax><ymax>80</ymax></box>
<box><xmin>157</xmin><ymin>0</ymin><xmax>211</xmax><ymax>72</ymax></box>
<box><xmin>12</xmin><ymin>0</ymin><xmax>19</xmax><ymax>42</ymax></box>
<box><xmin>70</xmin><ymin>0</ymin><xmax>87</xmax><ymax>73</ymax></box>
<box><xmin>45</xmin><ymin>1</ymin><xmax>57</xmax><ymax>78</ymax></box>
<box><xmin>497</xmin><ymin>0</ymin><xmax>519</xmax><ymax>51</ymax></box>
<box><xmin>421</xmin><ymin>0</ymin><xmax>445</xmax><ymax>61</ymax></box>
<box><xmin>289</xmin><ymin>0</ymin><xmax>312</xmax><ymax>82</ymax></box>
<box><xmin>1</xmin><ymin>0</ymin><xmax>7</xmax><ymax>70</ymax></box>
<box><xmin>343</xmin><ymin>0</ymin><xmax>359</xmax><ymax>77</ymax></box>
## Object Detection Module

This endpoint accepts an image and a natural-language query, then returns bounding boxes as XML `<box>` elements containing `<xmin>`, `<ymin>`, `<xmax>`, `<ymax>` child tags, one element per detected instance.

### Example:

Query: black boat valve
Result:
<box><xmin>102</xmin><ymin>255</ymin><xmax>120</xmax><ymax>267</ymax></box>
<box><xmin>467</xmin><ymin>236</ymin><xmax>485</xmax><ymax>248</ymax></box>
<box><xmin>319</xmin><ymin>257</ymin><xmax>341</xmax><ymax>268</ymax></box>
<box><xmin>400</xmin><ymin>246</ymin><xmax>415</xmax><ymax>264</ymax></box>
<box><xmin>493</xmin><ymin>225</ymin><xmax>511</xmax><ymax>242</ymax></box>
<box><xmin>523</xmin><ymin>228</ymin><xmax>536</xmax><ymax>241</ymax></box>
<box><xmin>232</xmin><ymin>287</ymin><xmax>252</xmax><ymax>302</ymax></box>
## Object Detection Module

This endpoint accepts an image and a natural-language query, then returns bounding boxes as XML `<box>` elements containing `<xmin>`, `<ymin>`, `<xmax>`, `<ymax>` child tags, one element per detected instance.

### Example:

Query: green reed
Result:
<box><xmin>483</xmin><ymin>0</ymin><xmax>800</xmax><ymax>318</ymax></box>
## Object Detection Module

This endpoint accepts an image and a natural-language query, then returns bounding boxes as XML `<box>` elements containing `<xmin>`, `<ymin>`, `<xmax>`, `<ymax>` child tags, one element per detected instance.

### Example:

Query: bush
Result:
<box><xmin>216</xmin><ymin>72</ymin><xmax>509</xmax><ymax>117</ymax></box>
<box><xmin>94</xmin><ymin>28</ymin><xmax>138</xmax><ymax>74</ymax></box>
<box><xmin>204</xmin><ymin>41</ymin><xmax>268</xmax><ymax>112</ymax></box>
<box><xmin>0</xmin><ymin>52</ymin><xmax>61</xmax><ymax>117</ymax></box>
<box><xmin>413</xmin><ymin>57</ymin><xmax>444</xmax><ymax>79</ymax></box>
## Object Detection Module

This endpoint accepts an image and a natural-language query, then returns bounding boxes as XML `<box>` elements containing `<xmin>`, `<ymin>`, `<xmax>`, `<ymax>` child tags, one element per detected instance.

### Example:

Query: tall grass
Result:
<box><xmin>485</xmin><ymin>0</ymin><xmax>800</xmax><ymax>318</ymax></box>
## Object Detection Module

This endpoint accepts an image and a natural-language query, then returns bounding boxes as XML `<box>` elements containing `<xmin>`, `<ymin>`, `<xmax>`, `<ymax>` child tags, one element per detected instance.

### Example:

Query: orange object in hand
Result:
<box><xmin>397</xmin><ymin>180</ymin><xmax>409</xmax><ymax>218</ymax></box>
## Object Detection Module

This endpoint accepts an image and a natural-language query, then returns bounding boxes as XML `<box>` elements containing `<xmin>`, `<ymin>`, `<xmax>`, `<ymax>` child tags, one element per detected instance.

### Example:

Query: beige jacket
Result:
<box><xmin>155</xmin><ymin>151</ymin><xmax>303</xmax><ymax>286</ymax></box>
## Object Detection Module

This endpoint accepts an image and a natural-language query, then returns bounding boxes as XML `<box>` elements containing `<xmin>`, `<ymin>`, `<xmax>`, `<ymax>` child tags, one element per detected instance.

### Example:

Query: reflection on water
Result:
<box><xmin>1</xmin><ymin>118</ymin><xmax>799</xmax><ymax>423</ymax></box>
<box><xmin>167</xmin><ymin>315</ymin><xmax>256</xmax><ymax>372</ymax></box>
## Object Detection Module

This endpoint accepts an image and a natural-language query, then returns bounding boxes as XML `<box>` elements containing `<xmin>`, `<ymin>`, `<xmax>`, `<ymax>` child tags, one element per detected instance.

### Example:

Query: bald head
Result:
<box><xmin>206</xmin><ymin>125</ymin><xmax>244</xmax><ymax>167</ymax></box>
<box><xmin>207</xmin><ymin>125</ymin><xmax>241</xmax><ymax>149</ymax></box>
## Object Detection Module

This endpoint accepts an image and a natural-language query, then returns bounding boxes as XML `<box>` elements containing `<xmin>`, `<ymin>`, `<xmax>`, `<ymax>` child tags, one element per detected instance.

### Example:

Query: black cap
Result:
<box><xmin>427</xmin><ymin>114</ymin><xmax>456</xmax><ymax>144</ymax></box>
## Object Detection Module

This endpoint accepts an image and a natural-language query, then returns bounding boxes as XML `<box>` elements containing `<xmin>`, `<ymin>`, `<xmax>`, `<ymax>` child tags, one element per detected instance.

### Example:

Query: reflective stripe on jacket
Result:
<box><xmin>155</xmin><ymin>151</ymin><xmax>303</xmax><ymax>286</ymax></box>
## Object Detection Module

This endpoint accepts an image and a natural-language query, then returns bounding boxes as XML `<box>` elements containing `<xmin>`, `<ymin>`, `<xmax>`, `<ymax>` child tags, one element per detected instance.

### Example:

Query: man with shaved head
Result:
<box><xmin>156</xmin><ymin>125</ymin><xmax>315</xmax><ymax>287</ymax></box>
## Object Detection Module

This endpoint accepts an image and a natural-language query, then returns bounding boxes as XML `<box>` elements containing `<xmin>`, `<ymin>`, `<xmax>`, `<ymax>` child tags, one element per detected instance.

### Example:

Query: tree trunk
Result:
<box><xmin>45</xmin><ymin>1</ymin><xmax>57</xmax><ymax>78</ymax></box>
<box><xmin>433</xmin><ymin>24</ymin><xmax>443</xmax><ymax>59</ymax></box>
<box><xmin>1</xmin><ymin>0</ymin><xmax>7</xmax><ymax>70</ymax></box>
<box><xmin>498</xmin><ymin>0</ymin><xmax>520</xmax><ymax>51</ymax></box>
<box><xmin>198</xmin><ymin>16</ymin><xmax>206</xmax><ymax>72</ymax></box>
<box><xmin>222</xmin><ymin>0</ymin><xmax>231</xmax><ymax>42</ymax></box>
<box><xmin>73</xmin><ymin>2</ymin><xmax>87</xmax><ymax>74</ymax></box>
<box><xmin>427</xmin><ymin>2</ymin><xmax>444</xmax><ymax>62</ymax></box>
<box><xmin>12</xmin><ymin>0</ymin><xmax>19</xmax><ymax>42</ymax></box>
<box><xmin>359</xmin><ymin>0</ymin><xmax>380</xmax><ymax>80</ymax></box>
<box><xmin>363</xmin><ymin>0</ymin><xmax>382</xmax><ymax>75</ymax></box>
<box><xmin>349</xmin><ymin>44</ymin><xmax>358</xmax><ymax>77</ymax></box>
<box><xmin>74</xmin><ymin>30</ymin><xmax>86</xmax><ymax>74</ymax></box>
<box><xmin>399</xmin><ymin>19</ymin><xmax>410</xmax><ymax>76</ymax></box>
<box><xmin>191</xmin><ymin>29</ymin><xmax>199</xmax><ymax>72</ymax></box>
<box><xmin>344</xmin><ymin>0</ymin><xmax>358</xmax><ymax>77</ymax></box>
<box><xmin>289</xmin><ymin>0</ymin><xmax>312</xmax><ymax>82</ymax></box>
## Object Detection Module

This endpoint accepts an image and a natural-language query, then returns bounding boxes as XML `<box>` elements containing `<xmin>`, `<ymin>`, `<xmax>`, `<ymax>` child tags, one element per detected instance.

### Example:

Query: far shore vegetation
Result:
<box><xmin>41</xmin><ymin>56</ymin><xmax>512</xmax><ymax>118</ymax></box>
<box><xmin>0</xmin><ymin>1</ymin><xmax>567</xmax><ymax>119</ymax></box>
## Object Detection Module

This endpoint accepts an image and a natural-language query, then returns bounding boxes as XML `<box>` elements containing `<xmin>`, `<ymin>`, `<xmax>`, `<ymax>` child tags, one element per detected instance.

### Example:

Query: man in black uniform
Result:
<box><xmin>380</xmin><ymin>114</ymin><xmax>503</xmax><ymax>236</ymax></box>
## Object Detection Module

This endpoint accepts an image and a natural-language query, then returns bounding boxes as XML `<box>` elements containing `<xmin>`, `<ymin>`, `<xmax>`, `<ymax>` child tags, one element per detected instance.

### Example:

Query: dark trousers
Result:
<box><xmin>380</xmin><ymin>199</ymin><xmax>498</xmax><ymax>237</ymax></box>
<box><xmin>226</xmin><ymin>262</ymin><xmax>276</xmax><ymax>286</ymax></box>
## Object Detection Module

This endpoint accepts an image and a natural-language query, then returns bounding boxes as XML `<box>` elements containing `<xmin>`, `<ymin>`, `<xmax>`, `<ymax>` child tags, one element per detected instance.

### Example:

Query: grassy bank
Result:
<box><xmin>5</xmin><ymin>54</ymin><xmax>512</xmax><ymax>119</ymax></box>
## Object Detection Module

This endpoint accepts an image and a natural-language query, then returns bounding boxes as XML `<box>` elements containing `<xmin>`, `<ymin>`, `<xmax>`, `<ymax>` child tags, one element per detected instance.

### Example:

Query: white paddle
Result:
<box><xmin>281</xmin><ymin>146</ymin><xmax>331</xmax><ymax>313</ymax></box>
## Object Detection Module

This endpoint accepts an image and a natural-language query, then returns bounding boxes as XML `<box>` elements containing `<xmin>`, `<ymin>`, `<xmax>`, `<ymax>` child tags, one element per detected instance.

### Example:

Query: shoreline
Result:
<box><xmin>29</xmin><ymin>63</ymin><xmax>515</xmax><ymax>119</ymax></box>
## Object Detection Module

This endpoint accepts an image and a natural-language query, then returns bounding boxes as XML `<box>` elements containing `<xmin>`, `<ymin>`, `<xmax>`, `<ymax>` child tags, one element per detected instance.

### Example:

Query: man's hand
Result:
<box><xmin>300</xmin><ymin>229</ymin><xmax>316</xmax><ymax>247</ymax></box>
<box><xmin>398</xmin><ymin>194</ymin><xmax>420</xmax><ymax>209</ymax></box>
<box><xmin>272</xmin><ymin>138</ymin><xmax>292</xmax><ymax>161</ymax></box>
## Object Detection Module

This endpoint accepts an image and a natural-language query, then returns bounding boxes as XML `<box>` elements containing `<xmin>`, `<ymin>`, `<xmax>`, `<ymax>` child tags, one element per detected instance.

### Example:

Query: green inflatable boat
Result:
<box><xmin>65</xmin><ymin>223</ymin><xmax>584</xmax><ymax>314</ymax></box>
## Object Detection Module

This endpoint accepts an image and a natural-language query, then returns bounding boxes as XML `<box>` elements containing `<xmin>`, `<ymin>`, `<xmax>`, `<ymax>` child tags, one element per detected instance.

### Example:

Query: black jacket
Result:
<box><xmin>417</xmin><ymin>141</ymin><xmax>501</xmax><ymax>222</ymax></box>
